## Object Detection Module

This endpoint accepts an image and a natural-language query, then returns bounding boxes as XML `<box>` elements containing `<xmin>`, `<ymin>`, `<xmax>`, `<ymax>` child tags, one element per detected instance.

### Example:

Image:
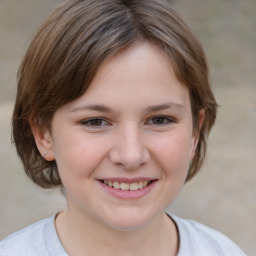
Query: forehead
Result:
<box><xmin>61</xmin><ymin>42</ymin><xmax>191</xmax><ymax>114</ymax></box>
<box><xmin>91</xmin><ymin>43</ymin><xmax>186</xmax><ymax>93</ymax></box>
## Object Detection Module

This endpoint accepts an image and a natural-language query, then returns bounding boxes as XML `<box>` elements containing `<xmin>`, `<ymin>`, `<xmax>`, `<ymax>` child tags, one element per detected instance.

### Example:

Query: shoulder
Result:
<box><xmin>0</xmin><ymin>215</ymin><xmax>64</xmax><ymax>256</ymax></box>
<box><xmin>168</xmin><ymin>213</ymin><xmax>247</xmax><ymax>256</ymax></box>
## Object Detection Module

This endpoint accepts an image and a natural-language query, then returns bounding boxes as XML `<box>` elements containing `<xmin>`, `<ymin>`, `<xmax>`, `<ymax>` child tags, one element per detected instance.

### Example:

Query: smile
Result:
<box><xmin>98</xmin><ymin>178</ymin><xmax>157</xmax><ymax>199</ymax></box>
<box><xmin>97</xmin><ymin>177</ymin><xmax>158</xmax><ymax>200</ymax></box>
<box><xmin>102</xmin><ymin>180</ymin><xmax>150</xmax><ymax>191</ymax></box>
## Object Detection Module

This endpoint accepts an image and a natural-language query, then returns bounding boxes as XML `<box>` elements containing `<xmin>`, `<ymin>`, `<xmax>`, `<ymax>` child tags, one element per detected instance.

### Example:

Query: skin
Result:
<box><xmin>32</xmin><ymin>41</ymin><xmax>204</xmax><ymax>256</ymax></box>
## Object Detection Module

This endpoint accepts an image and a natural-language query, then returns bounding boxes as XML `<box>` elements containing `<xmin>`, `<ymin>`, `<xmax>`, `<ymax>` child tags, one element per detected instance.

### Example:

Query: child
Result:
<box><xmin>0</xmin><ymin>0</ymin><xmax>246</xmax><ymax>255</ymax></box>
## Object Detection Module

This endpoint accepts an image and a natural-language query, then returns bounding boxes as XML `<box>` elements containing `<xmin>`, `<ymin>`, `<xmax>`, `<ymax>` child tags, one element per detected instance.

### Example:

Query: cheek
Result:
<box><xmin>153</xmin><ymin>132</ymin><xmax>193</xmax><ymax>175</ymax></box>
<box><xmin>52</xmin><ymin>131</ymin><xmax>108</xmax><ymax>180</ymax></box>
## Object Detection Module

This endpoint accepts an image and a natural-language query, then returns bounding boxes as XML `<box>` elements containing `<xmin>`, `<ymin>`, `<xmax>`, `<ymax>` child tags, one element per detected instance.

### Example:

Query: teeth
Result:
<box><xmin>138</xmin><ymin>181</ymin><xmax>143</xmax><ymax>189</ymax></box>
<box><xmin>120</xmin><ymin>182</ymin><xmax>130</xmax><ymax>191</ymax></box>
<box><xmin>113</xmin><ymin>181</ymin><xmax>120</xmax><ymax>189</ymax></box>
<box><xmin>130</xmin><ymin>182</ymin><xmax>138</xmax><ymax>191</ymax></box>
<box><xmin>103</xmin><ymin>180</ymin><xmax>150</xmax><ymax>191</ymax></box>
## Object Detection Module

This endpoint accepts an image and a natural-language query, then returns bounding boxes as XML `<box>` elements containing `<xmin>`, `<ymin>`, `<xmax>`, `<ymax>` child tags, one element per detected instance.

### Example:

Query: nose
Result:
<box><xmin>109</xmin><ymin>126</ymin><xmax>150</xmax><ymax>170</ymax></box>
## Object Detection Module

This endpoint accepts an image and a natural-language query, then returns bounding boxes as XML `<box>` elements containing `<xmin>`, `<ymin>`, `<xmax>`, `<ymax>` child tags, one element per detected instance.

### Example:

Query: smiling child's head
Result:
<box><xmin>12</xmin><ymin>0</ymin><xmax>217</xmax><ymax>189</ymax></box>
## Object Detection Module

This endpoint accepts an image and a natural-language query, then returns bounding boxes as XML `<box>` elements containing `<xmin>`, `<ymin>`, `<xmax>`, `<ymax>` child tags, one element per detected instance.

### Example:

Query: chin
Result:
<box><xmin>101</xmin><ymin>207</ymin><xmax>158</xmax><ymax>232</ymax></box>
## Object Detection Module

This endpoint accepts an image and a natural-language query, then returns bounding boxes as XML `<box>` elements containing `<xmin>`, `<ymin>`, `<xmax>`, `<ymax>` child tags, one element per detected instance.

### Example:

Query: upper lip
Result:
<box><xmin>98</xmin><ymin>177</ymin><xmax>157</xmax><ymax>183</ymax></box>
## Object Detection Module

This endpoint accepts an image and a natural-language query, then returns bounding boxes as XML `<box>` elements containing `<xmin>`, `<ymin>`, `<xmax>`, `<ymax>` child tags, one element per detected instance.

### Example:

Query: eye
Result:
<box><xmin>80</xmin><ymin>118</ymin><xmax>109</xmax><ymax>127</ymax></box>
<box><xmin>146</xmin><ymin>116</ymin><xmax>175</xmax><ymax>125</ymax></box>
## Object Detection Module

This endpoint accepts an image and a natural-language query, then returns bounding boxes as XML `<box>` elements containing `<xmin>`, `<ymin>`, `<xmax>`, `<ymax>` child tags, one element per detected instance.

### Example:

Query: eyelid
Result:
<box><xmin>78</xmin><ymin>115</ymin><xmax>176</xmax><ymax>128</ymax></box>
<box><xmin>145</xmin><ymin>115</ymin><xmax>176</xmax><ymax>125</ymax></box>
<box><xmin>79</xmin><ymin>117</ymin><xmax>111</xmax><ymax>127</ymax></box>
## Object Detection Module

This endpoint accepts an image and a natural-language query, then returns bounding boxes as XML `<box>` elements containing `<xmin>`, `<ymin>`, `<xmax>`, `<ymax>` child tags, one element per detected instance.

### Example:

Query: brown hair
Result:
<box><xmin>12</xmin><ymin>0</ymin><xmax>217</xmax><ymax>188</ymax></box>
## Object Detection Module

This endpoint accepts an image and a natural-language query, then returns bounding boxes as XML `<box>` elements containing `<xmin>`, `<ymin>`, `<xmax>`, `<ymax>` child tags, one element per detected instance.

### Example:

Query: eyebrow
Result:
<box><xmin>145</xmin><ymin>103</ymin><xmax>186</xmax><ymax>112</ymax></box>
<box><xmin>71</xmin><ymin>102</ymin><xmax>185</xmax><ymax>113</ymax></box>
<box><xmin>71</xmin><ymin>104</ymin><xmax>114</xmax><ymax>113</ymax></box>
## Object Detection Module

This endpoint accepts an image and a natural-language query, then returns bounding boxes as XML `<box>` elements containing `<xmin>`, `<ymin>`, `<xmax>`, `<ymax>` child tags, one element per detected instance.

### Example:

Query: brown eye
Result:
<box><xmin>147</xmin><ymin>116</ymin><xmax>174</xmax><ymax>125</ymax></box>
<box><xmin>152</xmin><ymin>117</ymin><xmax>165</xmax><ymax>124</ymax></box>
<box><xmin>89</xmin><ymin>119</ymin><xmax>103</xmax><ymax>126</ymax></box>
<box><xmin>81</xmin><ymin>118</ymin><xmax>108</xmax><ymax>127</ymax></box>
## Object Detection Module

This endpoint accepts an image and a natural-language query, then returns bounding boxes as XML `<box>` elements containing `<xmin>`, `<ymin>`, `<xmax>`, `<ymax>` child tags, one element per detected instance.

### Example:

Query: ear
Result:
<box><xmin>29</xmin><ymin>119</ymin><xmax>55</xmax><ymax>161</ymax></box>
<box><xmin>190</xmin><ymin>109</ymin><xmax>205</xmax><ymax>159</ymax></box>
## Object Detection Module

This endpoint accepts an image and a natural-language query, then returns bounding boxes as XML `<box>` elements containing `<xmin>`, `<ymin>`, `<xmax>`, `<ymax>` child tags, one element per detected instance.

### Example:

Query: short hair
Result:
<box><xmin>12</xmin><ymin>0</ymin><xmax>217</xmax><ymax>189</ymax></box>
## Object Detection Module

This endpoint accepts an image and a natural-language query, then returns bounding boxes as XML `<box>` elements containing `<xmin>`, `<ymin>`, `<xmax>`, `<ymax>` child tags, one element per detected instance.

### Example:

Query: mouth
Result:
<box><xmin>98</xmin><ymin>178</ymin><xmax>157</xmax><ymax>199</ymax></box>
<box><xmin>100</xmin><ymin>180</ymin><xmax>154</xmax><ymax>191</ymax></box>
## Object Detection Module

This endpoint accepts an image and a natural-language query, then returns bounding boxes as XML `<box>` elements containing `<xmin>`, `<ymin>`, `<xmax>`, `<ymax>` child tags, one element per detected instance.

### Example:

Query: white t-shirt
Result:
<box><xmin>0</xmin><ymin>212</ymin><xmax>247</xmax><ymax>256</ymax></box>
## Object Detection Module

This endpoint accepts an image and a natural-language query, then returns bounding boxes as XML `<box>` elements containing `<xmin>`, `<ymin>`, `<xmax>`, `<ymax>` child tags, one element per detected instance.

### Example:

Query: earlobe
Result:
<box><xmin>29</xmin><ymin>119</ymin><xmax>55</xmax><ymax>161</ymax></box>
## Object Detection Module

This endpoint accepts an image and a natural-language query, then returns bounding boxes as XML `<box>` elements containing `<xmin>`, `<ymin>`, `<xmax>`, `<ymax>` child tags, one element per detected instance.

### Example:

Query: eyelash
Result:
<box><xmin>146</xmin><ymin>116</ymin><xmax>176</xmax><ymax>126</ymax></box>
<box><xmin>79</xmin><ymin>116</ymin><xmax>176</xmax><ymax>128</ymax></box>
<box><xmin>80</xmin><ymin>117</ymin><xmax>110</xmax><ymax>127</ymax></box>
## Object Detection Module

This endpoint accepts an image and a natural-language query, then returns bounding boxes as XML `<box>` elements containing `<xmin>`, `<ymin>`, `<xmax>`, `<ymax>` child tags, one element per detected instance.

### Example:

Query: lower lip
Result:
<box><xmin>97</xmin><ymin>180</ymin><xmax>157</xmax><ymax>199</ymax></box>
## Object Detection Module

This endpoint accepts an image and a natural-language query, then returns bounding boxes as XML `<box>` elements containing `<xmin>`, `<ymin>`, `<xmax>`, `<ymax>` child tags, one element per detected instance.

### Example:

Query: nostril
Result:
<box><xmin>108</xmin><ymin>139</ymin><xmax>151</xmax><ymax>169</ymax></box>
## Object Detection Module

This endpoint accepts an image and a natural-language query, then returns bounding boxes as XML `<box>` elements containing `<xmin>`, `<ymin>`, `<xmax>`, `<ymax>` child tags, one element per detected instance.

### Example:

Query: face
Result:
<box><xmin>37</xmin><ymin>42</ymin><xmax>201</xmax><ymax>231</ymax></box>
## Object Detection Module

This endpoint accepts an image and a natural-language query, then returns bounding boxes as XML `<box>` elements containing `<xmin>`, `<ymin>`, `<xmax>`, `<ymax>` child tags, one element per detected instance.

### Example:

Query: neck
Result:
<box><xmin>56</xmin><ymin>208</ymin><xmax>178</xmax><ymax>256</ymax></box>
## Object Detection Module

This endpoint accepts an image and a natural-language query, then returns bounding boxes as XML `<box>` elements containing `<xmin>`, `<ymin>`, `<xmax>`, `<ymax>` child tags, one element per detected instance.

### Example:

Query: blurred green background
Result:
<box><xmin>0</xmin><ymin>0</ymin><xmax>255</xmax><ymax>255</ymax></box>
